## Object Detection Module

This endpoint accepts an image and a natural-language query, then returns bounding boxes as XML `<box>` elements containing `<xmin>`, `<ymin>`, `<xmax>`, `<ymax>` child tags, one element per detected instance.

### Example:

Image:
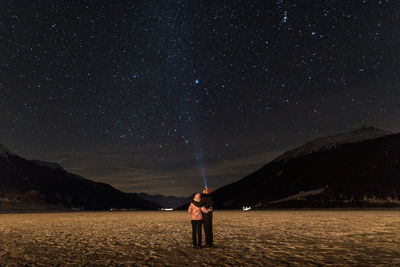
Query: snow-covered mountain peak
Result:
<box><xmin>275</xmin><ymin>126</ymin><xmax>393</xmax><ymax>162</ymax></box>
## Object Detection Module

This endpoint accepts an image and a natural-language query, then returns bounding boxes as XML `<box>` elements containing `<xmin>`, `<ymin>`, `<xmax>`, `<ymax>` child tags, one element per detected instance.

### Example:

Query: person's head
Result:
<box><xmin>193</xmin><ymin>193</ymin><xmax>201</xmax><ymax>202</ymax></box>
<box><xmin>202</xmin><ymin>188</ymin><xmax>212</xmax><ymax>195</ymax></box>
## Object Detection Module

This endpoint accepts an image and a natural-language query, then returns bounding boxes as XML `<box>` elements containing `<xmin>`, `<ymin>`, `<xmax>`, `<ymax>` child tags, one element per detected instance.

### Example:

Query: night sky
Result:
<box><xmin>1</xmin><ymin>0</ymin><xmax>399</xmax><ymax>196</ymax></box>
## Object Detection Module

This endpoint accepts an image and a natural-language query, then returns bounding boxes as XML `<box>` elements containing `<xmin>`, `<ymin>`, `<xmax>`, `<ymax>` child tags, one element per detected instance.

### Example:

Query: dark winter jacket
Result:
<box><xmin>201</xmin><ymin>194</ymin><xmax>214</xmax><ymax>209</ymax></box>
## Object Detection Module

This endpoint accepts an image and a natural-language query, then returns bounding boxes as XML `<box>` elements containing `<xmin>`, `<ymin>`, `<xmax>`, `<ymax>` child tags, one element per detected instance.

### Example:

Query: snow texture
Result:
<box><xmin>269</xmin><ymin>187</ymin><xmax>327</xmax><ymax>204</ymax></box>
<box><xmin>31</xmin><ymin>160</ymin><xmax>63</xmax><ymax>170</ymax></box>
<box><xmin>0</xmin><ymin>211</ymin><xmax>399</xmax><ymax>265</ymax></box>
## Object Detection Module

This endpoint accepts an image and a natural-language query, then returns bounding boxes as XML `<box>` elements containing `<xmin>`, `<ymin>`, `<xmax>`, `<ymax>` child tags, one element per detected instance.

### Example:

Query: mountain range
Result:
<box><xmin>131</xmin><ymin>192</ymin><xmax>190</xmax><ymax>209</ymax></box>
<box><xmin>2</xmin><ymin>125</ymin><xmax>400</xmax><ymax>211</ymax></box>
<box><xmin>211</xmin><ymin>126</ymin><xmax>400</xmax><ymax>208</ymax></box>
<box><xmin>0</xmin><ymin>146</ymin><xmax>159</xmax><ymax>211</ymax></box>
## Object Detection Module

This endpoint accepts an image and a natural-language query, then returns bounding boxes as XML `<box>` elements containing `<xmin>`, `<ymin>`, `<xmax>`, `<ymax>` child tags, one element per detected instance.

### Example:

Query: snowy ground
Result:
<box><xmin>0</xmin><ymin>210</ymin><xmax>399</xmax><ymax>266</ymax></box>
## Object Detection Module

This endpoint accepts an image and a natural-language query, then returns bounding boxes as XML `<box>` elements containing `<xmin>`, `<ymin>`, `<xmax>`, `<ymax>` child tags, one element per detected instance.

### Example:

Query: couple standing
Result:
<box><xmin>187</xmin><ymin>188</ymin><xmax>214</xmax><ymax>249</ymax></box>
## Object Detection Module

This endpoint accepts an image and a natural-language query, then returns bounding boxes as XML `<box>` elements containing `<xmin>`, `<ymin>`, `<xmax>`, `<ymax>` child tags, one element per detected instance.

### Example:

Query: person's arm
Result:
<box><xmin>188</xmin><ymin>204</ymin><xmax>193</xmax><ymax>215</ymax></box>
<box><xmin>201</xmin><ymin>206</ymin><xmax>212</xmax><ymax>213</ymax></box>
<box><xmin>190</xmin><ymin>199</ymin><xmax>204</xmax><ymax>207</ymax></box>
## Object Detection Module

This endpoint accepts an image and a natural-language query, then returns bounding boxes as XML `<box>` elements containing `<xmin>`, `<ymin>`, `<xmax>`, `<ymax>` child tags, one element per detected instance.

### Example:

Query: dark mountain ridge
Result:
<box><xmin>132</xmin><ymin>192</ymin><xmax>190</xmax><ymax>209</ymax></box>
<box><xmin>3</xmin><ymin>126</ymin><xmax>399</xmax><ymax>211</ymax></box>
<box><xmin>0</xmin><ymin>146</ymin><xmax>159</xmax><ymax>211</ymax></box>
<box><xmin>211</xmin><ymin>126</ymin><xmax>400</xmax><ymax>209</ymax></box>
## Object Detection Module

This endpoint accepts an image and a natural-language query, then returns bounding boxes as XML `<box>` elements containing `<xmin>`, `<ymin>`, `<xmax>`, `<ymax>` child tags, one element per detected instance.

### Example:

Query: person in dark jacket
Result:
<box><xmin>191</xmin><ymin>188</ymin><xmax>214</xmax><ymax>247</ymax></box>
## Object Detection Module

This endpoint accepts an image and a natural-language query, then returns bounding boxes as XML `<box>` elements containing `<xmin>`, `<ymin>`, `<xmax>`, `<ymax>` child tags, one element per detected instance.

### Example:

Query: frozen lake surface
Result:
<box><xmin>0</xmin><ymin>210</ymin><xmax>399</xmax><ymax>266</ymax></box>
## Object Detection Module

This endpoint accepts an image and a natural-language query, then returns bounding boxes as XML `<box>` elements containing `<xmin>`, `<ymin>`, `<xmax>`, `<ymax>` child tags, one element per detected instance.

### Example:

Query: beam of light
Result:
<box><xmin>194</xmin><ymin>141</ymin><xmax>208</xmax><ymax>188</ymax></box>
<box><xmin>156</xmin><ymin>2</ymin><xmax>208</xmax><ymax>189</ymax></box>
<box><xmin>178</xmin><ymin>92</ymin><xmax>208</xmax><ymax>189</ymax></box>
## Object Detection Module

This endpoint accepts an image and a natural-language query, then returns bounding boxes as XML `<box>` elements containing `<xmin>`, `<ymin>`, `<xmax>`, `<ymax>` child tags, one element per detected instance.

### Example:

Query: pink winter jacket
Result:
<box><xmin>188</xmin><ymin>202</ymin><xmax>210</xmax><ymax>220</ymax></box>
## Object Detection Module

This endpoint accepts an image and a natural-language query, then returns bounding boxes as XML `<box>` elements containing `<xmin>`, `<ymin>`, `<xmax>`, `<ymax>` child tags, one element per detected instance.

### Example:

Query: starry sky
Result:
<box><xmin>1</xmin><ymin>0</ymin><xmax>399</xmax><ymax>196</ymax></box>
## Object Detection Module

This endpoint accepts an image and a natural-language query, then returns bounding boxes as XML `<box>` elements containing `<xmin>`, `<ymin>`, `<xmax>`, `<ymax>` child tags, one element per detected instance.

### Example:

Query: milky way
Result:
<box><xmin>1</xmin><ymin>1</ymin><xmax>399</xmax><ymax>196</ymax></box>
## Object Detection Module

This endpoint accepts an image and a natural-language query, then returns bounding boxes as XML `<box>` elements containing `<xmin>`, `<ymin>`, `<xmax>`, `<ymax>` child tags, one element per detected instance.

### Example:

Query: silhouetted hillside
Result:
<box><xmin>0</xmin><ymin>145</ymin><xmax>159</xmax><ymax>211</ymax></box>
<box><xmin>132</xmin><ymin>192</ymin><xmax>190</xmax><ymax>208</ymax></box>
<box><xmin>212</xmin><ymin>126</ymin><xmax>400</xmax><ymax>209</ymax></box>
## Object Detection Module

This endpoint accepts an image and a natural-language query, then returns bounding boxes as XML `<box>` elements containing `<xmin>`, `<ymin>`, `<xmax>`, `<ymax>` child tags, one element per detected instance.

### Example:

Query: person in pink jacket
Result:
<box><xmin>188</xmin><ymin>193</ymin><xmax>212</xmax><ymax>249</ymax></box>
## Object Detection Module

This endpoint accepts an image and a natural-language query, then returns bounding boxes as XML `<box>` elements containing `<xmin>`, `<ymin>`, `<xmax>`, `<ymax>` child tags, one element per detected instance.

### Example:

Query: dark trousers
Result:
<box><xmin>191</xmin><ymin>220</ymin><xmax>203</xmax><ymax>247</ymax></box>
<box><xmin>203</xmin><ymin>217</ymin><xmax>213</xmax><ymax>245</ymax></box>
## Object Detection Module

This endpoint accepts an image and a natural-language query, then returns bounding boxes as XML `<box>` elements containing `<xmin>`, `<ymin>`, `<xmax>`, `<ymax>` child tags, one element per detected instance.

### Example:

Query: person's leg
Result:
<box><xmin>203</xmin><ymin>217</ymin><xmax>213</xmax><ymax>246</ymax></box>
<box><xmin>203</xmin><ymin>218</ymin><xmax>210</xmax><ymax>244</ymax></box>
<box><xmin>197</xmin><ymin>220</ymin><xmax>203</xmax><ymax>248</ymax></box>
<box><xmin>191</xmin><ymin>220</ymin><xmax>197</xmax><ymax>247</ymax></box>
<box><xmin>209</xmin><ymin>218</ymin><xmax>213</xmax><ymax>246</ymax></box>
